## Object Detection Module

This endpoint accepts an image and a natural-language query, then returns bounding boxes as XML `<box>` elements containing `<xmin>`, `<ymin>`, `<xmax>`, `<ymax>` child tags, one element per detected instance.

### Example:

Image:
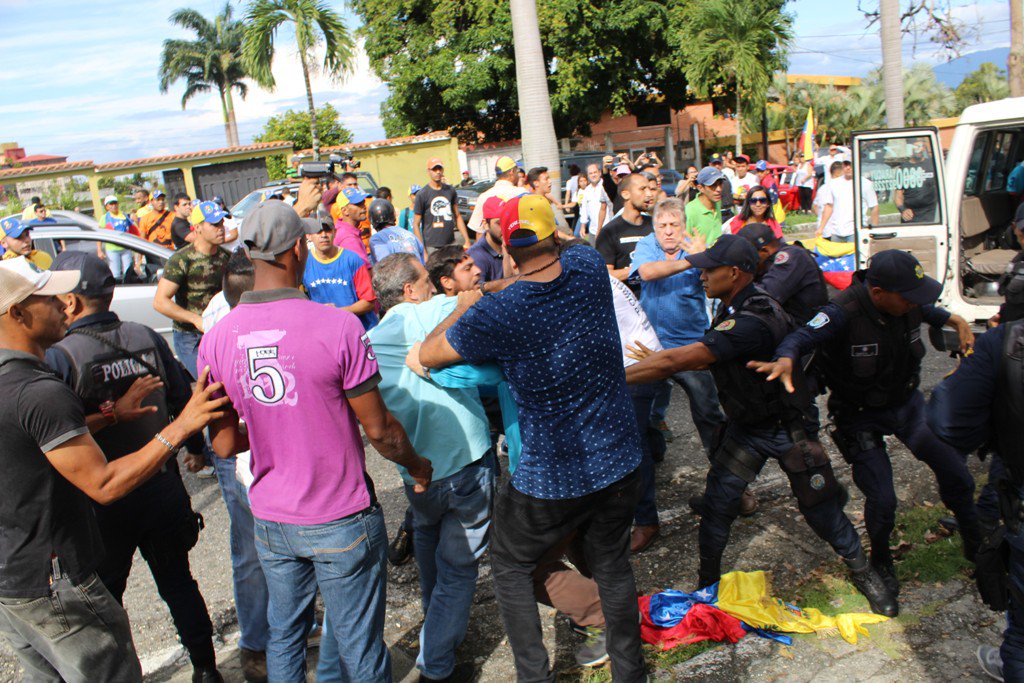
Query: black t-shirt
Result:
<box><xmin>595</xmin><ymin>214</ymin><xmax>653</xmax><ymax>295</ymax></box>
<box><xmin>414</xmin><ymin>184</ymin><xmax>459</xmax><ymax>248</ymax></box>
<box><xmin>0</xmin><ymin>352</ymin><xmax>102</xmax><ymax>598</ymax></box>
<box><xmin>171</xmin><ymin>216</ymin><xmax>192</xmax><ymax>250</ymax></box>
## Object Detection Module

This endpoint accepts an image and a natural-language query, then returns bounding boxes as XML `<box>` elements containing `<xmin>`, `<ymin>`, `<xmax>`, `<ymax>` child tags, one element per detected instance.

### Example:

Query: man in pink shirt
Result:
<box><xmin>331</xmin><ymin>187</ymin><xmax>371</xmax><ymax>265</ymax></box>
<box><xmin>199</xmin><ymin>200</ymin><xmax>432</xmax><ymax>682</ymax></box>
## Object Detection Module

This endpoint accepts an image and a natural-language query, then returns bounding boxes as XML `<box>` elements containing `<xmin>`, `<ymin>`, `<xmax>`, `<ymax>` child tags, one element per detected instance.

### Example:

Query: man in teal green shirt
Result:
<box><xmin>684</xmin><ymin>166</ymin><xmax>725</xmax><ymax>246</ymax></box>
<box><xmin>365</xmin><ymin>252</ymin><xmax>494</xmax><ymax>683</ymax></box>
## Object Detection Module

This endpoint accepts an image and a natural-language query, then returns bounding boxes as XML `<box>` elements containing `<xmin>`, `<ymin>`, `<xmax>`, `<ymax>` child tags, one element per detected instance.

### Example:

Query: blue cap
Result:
<box><xmin>152</xmin><ymin>190</ymin><xmax>166</xmax><ymax>199</ymax></box>
<box><xmin>340</xmin><ymin>187</ymin><xmax>369</xmax><ymax>207</ymax></box>
<box><xmin>192</xmin><ymin>200</ymin><xmax>229</xmax><ymax>225</ymax></box>
<box><xmin>755</xmin><ymin>160</ymin><xmax>768</xmax><ymax>171</ymax></box>
<box><xmin>0</xmin><ymin>217</ymin><xmax>30</xmax><ymax>239</ymax></box>
<box><xmin>410</xmin><ymin>184</ymin><xmax>422</xmax><ymax>195</ymax></box>
<box><xmin>211</xmin><ymin>195</ymin><xmax>225</xmax><ymax>207</ymax></box>
<box><xmin>685</xmin><ymin>234</ymin><xmax>759</xmax><ymax>274</ymax></box>
<box><xmin>865</xmin><ymin>249</ymin><xmax>942</xmax><ymax>305</ymax></box>
<box><xmin>696</xmin><ymin>166</ymin><xmax>724</xmax><ymax>187</ymax></box>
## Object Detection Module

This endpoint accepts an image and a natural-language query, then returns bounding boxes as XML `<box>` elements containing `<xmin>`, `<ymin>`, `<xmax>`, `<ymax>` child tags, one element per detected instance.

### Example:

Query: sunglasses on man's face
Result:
<box><xmin>749</xmin><ymin>196</ymin><xmax>769</xmax><ymax>204</ymax></box>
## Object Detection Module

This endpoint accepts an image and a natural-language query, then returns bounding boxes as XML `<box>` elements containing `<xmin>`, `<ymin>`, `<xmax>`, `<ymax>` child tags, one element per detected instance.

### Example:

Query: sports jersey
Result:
<box><xmin>302</xmin><ymin>249</ymin><xmax>379</xmax><ymax>329</ymax></box>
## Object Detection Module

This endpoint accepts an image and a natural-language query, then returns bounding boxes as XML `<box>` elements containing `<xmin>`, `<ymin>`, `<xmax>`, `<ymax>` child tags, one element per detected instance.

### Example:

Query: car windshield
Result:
<box><xmin>230</xmin><ymin>190</ymin><xmax>268</xmax><ymax>220</ymax></box>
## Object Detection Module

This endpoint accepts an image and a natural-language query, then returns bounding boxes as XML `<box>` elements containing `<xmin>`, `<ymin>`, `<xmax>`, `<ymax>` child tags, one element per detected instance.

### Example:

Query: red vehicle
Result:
<box><xmin>769</xmin><ymin>164</ymin><xmax>816</xmax><ymax>212</ymax></box>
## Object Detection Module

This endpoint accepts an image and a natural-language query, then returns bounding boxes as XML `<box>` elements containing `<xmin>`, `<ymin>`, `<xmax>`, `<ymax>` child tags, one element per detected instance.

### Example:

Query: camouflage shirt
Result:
<box><xmin>162</xmin><ymin>245</ymin><xmax>230</xmax><ymax>333</ymax></box>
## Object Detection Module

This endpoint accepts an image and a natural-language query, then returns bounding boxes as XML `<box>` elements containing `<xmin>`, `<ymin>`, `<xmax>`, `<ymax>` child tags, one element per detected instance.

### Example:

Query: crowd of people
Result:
<box><xmin>0</xmin><ymin>145</ymin><xmax>1022</xmax><ymax>683</ymax></box>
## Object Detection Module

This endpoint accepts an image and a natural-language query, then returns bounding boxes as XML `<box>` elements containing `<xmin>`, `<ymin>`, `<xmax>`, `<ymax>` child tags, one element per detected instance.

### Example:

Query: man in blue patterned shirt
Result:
<box><xmin>419</xmin><ymin>195</ymin><xmax>645</xmax><ymax>683</ymax></box>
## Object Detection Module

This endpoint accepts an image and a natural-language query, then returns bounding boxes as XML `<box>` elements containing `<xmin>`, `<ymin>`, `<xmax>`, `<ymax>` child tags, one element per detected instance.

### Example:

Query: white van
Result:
<box><xmin>851</xmin><ymin>98</ymin><xmax>1024</xmax><ymax>326</ymax></box>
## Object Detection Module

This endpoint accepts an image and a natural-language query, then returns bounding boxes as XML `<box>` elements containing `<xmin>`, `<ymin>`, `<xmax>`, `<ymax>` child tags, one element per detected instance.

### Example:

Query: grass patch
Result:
<box><xmin>644</xmin><ymin>640</ymin><xmax>720</xmax><ymax>668</ymax></box>
<box><xmin>892</xmin><ymin>505</ymin><xmax>971</xmax><ymax>584</ymax></box>
<box><xmin>784</xmin><ymin>212</ymin><xmax>818</xmax><ymax>228</ymax></box>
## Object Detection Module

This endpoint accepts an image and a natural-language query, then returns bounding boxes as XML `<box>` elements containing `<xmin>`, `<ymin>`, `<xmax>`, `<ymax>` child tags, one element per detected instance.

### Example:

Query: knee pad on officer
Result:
<box><xmin>712</xmin><ymin>434</ymin><xmax>768</xmax><ymax>484</ymax></box>
<box><xmin>780</xmin><ymin>438</ymin><xmax>841</xmax><ymax>508</ymax></box>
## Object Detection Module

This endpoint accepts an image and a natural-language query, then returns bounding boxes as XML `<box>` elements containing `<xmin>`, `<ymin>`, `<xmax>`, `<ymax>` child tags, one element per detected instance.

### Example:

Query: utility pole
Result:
<box><xmin>880</xmin><ymin>0</ymin><xmax>905</xmax><ymax>128</ymax></box>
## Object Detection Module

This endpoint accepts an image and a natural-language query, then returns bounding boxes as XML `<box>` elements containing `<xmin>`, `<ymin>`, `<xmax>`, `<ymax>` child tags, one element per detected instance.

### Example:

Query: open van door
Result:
<box><xmin>851</xmin><ymin>128</ymin><xmax>950</xmax><ymax>283</ymax></box>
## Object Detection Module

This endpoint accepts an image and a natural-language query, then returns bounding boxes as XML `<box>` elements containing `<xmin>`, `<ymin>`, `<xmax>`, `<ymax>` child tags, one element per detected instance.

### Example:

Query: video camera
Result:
<box><xmin>298</xmin><ymin>153</ymin><xmax>361</xmax><ymax>179</ymax></box>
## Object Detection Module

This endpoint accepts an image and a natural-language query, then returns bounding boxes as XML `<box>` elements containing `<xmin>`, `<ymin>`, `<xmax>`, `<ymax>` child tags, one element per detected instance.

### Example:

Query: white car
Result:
<box><xmin>28</xmin><ymin>226</ymin><xmax>175</xmax><ymax>343</ymax></box>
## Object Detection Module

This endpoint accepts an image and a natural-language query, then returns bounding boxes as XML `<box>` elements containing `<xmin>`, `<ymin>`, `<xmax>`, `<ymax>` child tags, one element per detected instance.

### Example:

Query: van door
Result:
<box><xmin>851</xmin><ymin>128</ymin><xmax>949</xmax><ymax>282</ymax></box>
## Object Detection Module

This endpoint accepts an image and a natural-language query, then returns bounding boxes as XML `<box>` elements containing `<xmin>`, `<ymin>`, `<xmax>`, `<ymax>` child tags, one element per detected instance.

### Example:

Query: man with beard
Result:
<box><xmin>596</xmin><ymin>174</ymin><xmax>656</xmax><ymax>297</ymax></box>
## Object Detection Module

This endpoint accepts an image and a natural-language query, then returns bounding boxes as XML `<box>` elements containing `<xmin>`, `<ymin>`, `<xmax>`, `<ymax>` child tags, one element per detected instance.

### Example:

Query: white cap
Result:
<box><xmin>0</xmin><ymin>257</ymin><xmax>80</xmax><ymax>314</ymax></box>
<box><xmin>103</xmin><ymin>195</ymin><xmax>119</xmax><ymax>205</ymax></box>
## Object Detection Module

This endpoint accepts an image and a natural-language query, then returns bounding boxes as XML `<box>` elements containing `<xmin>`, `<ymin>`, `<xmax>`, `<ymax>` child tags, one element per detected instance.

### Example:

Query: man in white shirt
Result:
<box><xmin>581</xmin><ymin>163</ymin><xmax>613</xmax><ymax>237</ymax></box>
<box><xmin>817</xmin><ymin>161</ymin><xmax>855</xmax><ymax>242</ymax></box>
<box><xmin>815</xmin><ymin>144</ymin><xmax>851</xmax><ymax>186</ymax></box>
<box><xmin>730</xmin><ymin>155</ymin><xmax>758</xmax><ymax>203</ymax></box>
<box><xmin>843</xmin><ymin>160</ymin><xmax>879</xmax><ymax>226</ymax></box>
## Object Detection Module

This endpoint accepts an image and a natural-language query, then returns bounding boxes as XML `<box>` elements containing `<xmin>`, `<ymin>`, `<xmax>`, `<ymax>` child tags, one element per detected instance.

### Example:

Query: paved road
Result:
<box><xmin>0</xmin><ymin>333</ymin><xmax>986</xmax><ymax>681</ymax></box>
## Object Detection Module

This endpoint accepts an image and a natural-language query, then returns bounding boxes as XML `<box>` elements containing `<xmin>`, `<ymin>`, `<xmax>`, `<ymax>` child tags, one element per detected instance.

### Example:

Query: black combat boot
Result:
<box><xmin>845</xmin><ymin>549</ymin><xmax>898</xmax><ymax>617</ymax></box>
<box><xmin>697</xmin><ymin>555</ymin><xmax>722</xmax><ymax>590</ymax></box>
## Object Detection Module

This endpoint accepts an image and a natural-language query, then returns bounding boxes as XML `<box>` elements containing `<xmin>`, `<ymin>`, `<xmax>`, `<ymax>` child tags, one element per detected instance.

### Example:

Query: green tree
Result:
<box><xmin>955</xmin><ymin>62</ymin><xmax>1010</xmax><ymax>110</ymax></box>
<box><xmin>242</xmin><ymin>0</ymin><xmax>355</xmax><ymax>159</ymax></box>
<box><xmin>350</xmin><ymin>0</ymin><xmax>689</xmax><ymax>142</ymax></box>
<box><xmin>253</xmin><ymin>104</ymin><xmax>353</xmax><ymax>178</ymax></box>
<box><xmin>682</xmin><ymin>0</ymin><xmax>793</xmax><ymax>154</ymax></box>
<box><xmin>159</xmin><ymin>3</ymin><xmax>250</xmax><ymax>146</ymax></box>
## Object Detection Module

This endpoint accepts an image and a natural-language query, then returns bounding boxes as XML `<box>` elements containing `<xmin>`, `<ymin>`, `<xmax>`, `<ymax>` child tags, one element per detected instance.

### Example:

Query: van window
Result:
<box><xmin>859</xmin><ymin>134</ymin><xmax>941</xmax><ymax>226</ymax></box>
<box><xmin>983</xmin><ymin>131</ymin><xmax>1016</xmax><ymax>192</ymax></box>
<box><xmin>964</xmin><ymin>132</ymin><xmax>988</xmax><ymax>196</ymax></box>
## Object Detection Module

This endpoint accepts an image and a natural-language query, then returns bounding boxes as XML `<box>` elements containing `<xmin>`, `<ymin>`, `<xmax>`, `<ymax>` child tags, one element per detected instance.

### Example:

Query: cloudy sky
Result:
<box><xmin>0</xmin><ymin>0</ymin><xmax>1011</xmax><ymax>165</ymax></box>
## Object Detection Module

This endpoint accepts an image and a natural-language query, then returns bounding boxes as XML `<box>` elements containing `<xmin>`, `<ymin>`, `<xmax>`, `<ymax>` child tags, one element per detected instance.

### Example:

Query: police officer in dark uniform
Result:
<box><xmin>625</xmin><ymin>235</ymin><xmax>896</xmax><ymax>615</ymax></box>
<box><xmin>928</xmin><ymin>258</ymin><xmax>1024</xmax><ymax>681</ymax></box>
<box><xmin>750</xmin><ymin>249</ymin><xmax>979</xmax><ymax>605</ymax></box>
<box><xmin>42</xmin><ymin>253</ymin><xmax>224</xmax><ymax>683</ymax></box>
<box><xmin>736</xmin><ymin>222</ymin><xmax>828</xmax><ymax>325</ymax></box>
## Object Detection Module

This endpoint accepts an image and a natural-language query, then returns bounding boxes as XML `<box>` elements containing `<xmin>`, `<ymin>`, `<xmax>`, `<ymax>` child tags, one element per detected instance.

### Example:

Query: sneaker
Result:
<box><xmin>656</xmin><ymin>421</ymin><xmax>674</xmax><ymax>443</ymax></box>
<box><xmin>575</xmin><ymin>627</ymin><xmax>609</xmax><ymax>668</ymax></box>
<box><xmin>566</xmin><ymin>618</ymin><xmax>589</xmax><ymax>636</ymax></box>
<box><xmin>197</xmin><ymin>465</ymin><xmax>216</xmax><ymax>479</ymax></box>
<box><xmin>306</xmin><ymin>621</ymin><xmax>321</xmax><ymax>649</ymax></box>
<box><xmin>418</xmin><ymin>661</ymin><xmax>477</xmax><ymax>682</ymax></box>
<box><xmin>239</xmin><ymin>649</ymin><xmax>268</xmax><ymax>683</ymax></box>
<box><xmin>388</xmin><ymin>524</ymin><xmax>414</xmax><ymax>566</ymax></box>
<box><xmin>978</xmin><ymin>645</ymin><xmax>1005</xmax><ymax>682</ymax></box>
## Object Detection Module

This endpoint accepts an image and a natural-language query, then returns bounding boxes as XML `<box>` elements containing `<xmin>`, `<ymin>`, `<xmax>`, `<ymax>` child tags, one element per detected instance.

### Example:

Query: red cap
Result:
<box><xmin>482</xmin><ymin>196</ymin><xmax>505</xmax><ymax>221</ymax></box>
<box><xmin>426</xmin><ymin>157</ymin><xmax>444</xmax><ymax>169</ymax></box>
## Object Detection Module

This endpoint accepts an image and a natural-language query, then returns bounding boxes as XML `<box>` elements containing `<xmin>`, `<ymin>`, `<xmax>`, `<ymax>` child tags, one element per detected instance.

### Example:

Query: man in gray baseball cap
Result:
<box><xmin>240</xmin><ymin>200</ymin><xmax>307</xmax><ymax>262</ymax></box>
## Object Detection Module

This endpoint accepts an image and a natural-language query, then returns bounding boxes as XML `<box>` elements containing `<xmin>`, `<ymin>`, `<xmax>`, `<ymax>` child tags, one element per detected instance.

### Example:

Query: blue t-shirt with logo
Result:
<box><xmin>629</xmin><ymin>233</ymin><xmax>709</xmax><ymax>348</ymax></box>
<box><xmin>446</xmin><ymin>244</ymin><xmax>641</xmax><ymax>499</ymax></box>
<box><xmin>369</xmin><ymin>226</ymin><xmax>426</xmax><ymax>265</ymax></box>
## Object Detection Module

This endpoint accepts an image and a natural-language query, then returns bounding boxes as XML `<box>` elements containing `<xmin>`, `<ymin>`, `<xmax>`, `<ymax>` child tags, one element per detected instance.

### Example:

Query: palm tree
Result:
<box><xmin>683</xmin><ymin>0</ymin><xmax>793</xmax><ymax>154</ymax></box>
<box><xmin>159</xmin><ymin>3</ymin><xmax>249</xmax><ymax>147</ymax></box>
<box><xmin>242</xmin><ymin>0</ymin><xmax>354</xmax><ymax>160</ymax></box>
<box><xmin>509</xmin><ymin>0</ymin><xmax>561</xmax><ymax>186</ymax></box>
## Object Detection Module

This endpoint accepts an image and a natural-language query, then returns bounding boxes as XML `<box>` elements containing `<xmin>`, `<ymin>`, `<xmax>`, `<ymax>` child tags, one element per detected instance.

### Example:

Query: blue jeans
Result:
<box><xmin>106</xmin><ymin>248</ymin><xmax>133</xmax><ymax>280</ymax></box>
<box><xmin>213</xmin><ymin>455</ymin><xmax>269</xmax><ymax>652</ymax></box>
<box><xmin>254</xmin><ymin>505</ymin><xmax>390</xmax><ymax>683</ymax></box>
<box><xmin>409</xmin><ymin>453</ymin><xmax>494</xmax><ymax>678</ymax></box>
<box><xmin>653</xmin><ymin>370</ymin><xmax>725</xmax><ymax>456</ymax></box>
<box><xmin>173</xmin><ymin>329</ymin><xmax>203</xmax><ymax>380</ymax></box>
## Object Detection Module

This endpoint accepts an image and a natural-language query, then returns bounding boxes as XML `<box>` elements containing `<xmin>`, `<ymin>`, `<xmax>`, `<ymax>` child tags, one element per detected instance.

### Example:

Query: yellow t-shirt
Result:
<box><xmin>2</xmin><ymin>249</ymin><xmax>53</xmax><ymax>270</ymax></box>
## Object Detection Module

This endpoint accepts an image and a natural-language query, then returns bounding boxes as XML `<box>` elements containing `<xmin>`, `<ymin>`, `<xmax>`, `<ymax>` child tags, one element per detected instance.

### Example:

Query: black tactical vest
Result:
<box><xmin>820</xmin><ymin>278</ymin><xmax>925</xmax><ymax>410</ymax></box>
<box><xmin>52</xmin><ymin>320</ymin><xmax>170</xmax><ymax>462</ymax></box>
<box><xmin>773</xmin><ymin>245</ymin><xmax>828</xmax><ymax>325</ymax></box>
<box><xmin>996</xmin><ymin>320</ymin><xmax>1024</xmax><ymax>484</ymax></box>
<box><xmin>709</xmin><ymin>289</ymin><xmax>807</xmax><ymax>426</ymax></box>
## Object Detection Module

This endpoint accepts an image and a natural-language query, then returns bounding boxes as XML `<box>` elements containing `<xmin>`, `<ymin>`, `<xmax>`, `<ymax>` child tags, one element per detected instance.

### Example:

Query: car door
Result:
<box><xmin>851</xmin><ymin>128</ymin><xmax>949</xmax><ymax>282</ymax></box>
